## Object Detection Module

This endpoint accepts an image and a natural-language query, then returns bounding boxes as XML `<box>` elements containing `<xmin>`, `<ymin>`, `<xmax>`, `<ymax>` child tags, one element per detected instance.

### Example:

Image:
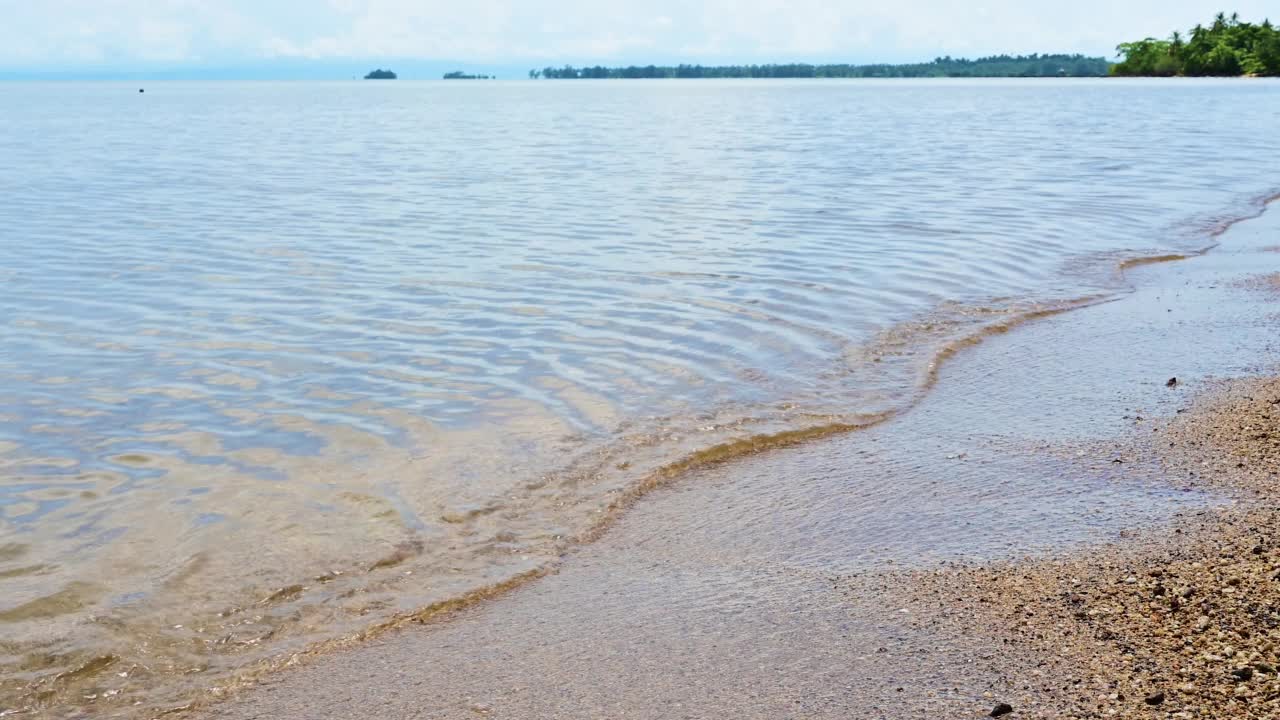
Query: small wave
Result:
<box><xmin>3</xmin><ymin>80</ymin><xmax>1280</xmax><ymax>718</ymax></box>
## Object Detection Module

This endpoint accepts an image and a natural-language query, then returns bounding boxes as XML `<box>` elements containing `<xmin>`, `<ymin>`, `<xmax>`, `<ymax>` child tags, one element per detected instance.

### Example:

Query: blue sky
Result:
<box><xmin>2</xmin><ymin>1</ymin><xmax>1274</xmax><ymax>77</ymax></box>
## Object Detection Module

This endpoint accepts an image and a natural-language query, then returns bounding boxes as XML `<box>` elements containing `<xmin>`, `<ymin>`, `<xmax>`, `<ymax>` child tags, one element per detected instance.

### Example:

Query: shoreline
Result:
<box><xmin>7</xmin><ymin>74</ymin><xmax>1280</xmax><ymax>717</ymax></box>
<box><xmin>187</xmin><ymin>204</ymin><xmax>1280</xmax><ymax>719</ymax></box>
<box><xmin>4</xmin><ymin>80</ymin><xmax>1280</xmax><ymax>720</ymax></box>
<box><xmin>12</xmin><ymin>200</ymin><xmax>1273</xmax><ymax>718</ymax></box>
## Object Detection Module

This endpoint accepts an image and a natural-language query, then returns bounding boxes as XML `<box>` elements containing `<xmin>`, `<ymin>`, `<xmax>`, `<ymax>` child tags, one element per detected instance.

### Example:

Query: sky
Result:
<box><xmin>1</xmin><ymin>1</ymin><xmax>1275</xmax><ymax>77</ymax></box>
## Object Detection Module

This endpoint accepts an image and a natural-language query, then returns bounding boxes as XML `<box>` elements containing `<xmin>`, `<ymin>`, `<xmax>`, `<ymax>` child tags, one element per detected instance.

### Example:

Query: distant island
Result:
<box><xmin>529</xmin><ymin>55</ymin><xmax>1109</xmax><ymax>79</ymax></box>
<box><xmin>364</xmin><ymin>69</ymin><xmax>397</xmax><ymax>80</ymax></box>
<box><xmin>1112</xmin><ymin>12</ymin><xmax>1279</xmax><ymax>76</ymax></box>
<box><xmin>443</xmin><ymin>71</ymin><xmax>493</xmax><ymax>79</ymax></box>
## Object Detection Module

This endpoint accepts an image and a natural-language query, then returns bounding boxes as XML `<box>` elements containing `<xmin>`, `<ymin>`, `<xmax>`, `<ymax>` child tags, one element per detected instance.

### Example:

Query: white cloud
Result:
<box><xmin>2</xmin><ymin>0</ymin><xmax>1277</xmax><ymax>68</ymax></box>
<box><xmin>0</xmin><ymin>0</ymin><xmax>273</xmax><ymax>64</ymax></box>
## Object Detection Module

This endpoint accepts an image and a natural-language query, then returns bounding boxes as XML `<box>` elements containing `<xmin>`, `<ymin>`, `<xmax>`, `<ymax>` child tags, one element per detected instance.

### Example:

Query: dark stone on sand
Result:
<box><xmin>1144</xmin><ymin>692</ymin><xmax>1165</xmax><ymax>706</ymax></box>
<box><xmin>990</xmin><ymin>703</ymin><xmax>1014</xmax><ymax>717</ymax></box>
<box><xmin>1166</xmin><ymin>377</ymin><xmax>1178</xmax><ymax>387</ymax></box>
<box><xmin>1232</xmin><ymin>666</ymin><xmax>1254</xmax><ymax>681</ymax></box>
<box><xmin>1256</xmin><ymin>662</ymin><xmax>1276</xmax><ymax>674</ymax></box>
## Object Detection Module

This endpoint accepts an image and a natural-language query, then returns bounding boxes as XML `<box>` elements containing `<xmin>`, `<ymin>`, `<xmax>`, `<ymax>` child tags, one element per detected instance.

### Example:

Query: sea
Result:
<box><xmin>1</xmin><ymin>77</ymin><xmax>1279</xmax><ymax>716</ymax></box>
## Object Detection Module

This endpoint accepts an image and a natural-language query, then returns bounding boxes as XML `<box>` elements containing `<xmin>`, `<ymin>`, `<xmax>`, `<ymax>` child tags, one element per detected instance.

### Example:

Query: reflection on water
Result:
<box><xmin>1</xmin><ymin>78</ymin><xmax>1279</xmax><ymax>715</ymax></box>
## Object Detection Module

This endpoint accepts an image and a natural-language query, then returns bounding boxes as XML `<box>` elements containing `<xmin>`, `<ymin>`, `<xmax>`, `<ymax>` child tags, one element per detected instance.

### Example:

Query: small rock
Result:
<box><xmin>990</xmin><ymin>703</ymin><xmax>1014</xmax><ymax>717</ymax></box>
<box><xmin>1166</xmin><ymin>377</ymin><xmax>1178</xmax><ymax>387</ymax></box>
<box><xmin>1144</xmin><ymin>692</ymin><xmax>1165</xmax><ymax>706</ymax></box>
<box><xmin>1231</xmin><ymin>666</ymin><xmax>1254</xmax><ymax>681</ymax></box>
<box><xmin>1255</xmin><ymin>662</ymin><xmax>1276</xmax><ymax>674</ymax></box>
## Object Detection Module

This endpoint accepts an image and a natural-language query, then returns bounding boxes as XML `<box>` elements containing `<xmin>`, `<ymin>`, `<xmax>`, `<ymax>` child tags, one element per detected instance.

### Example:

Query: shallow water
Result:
<box><xmin>1</xmin><ymin>78</ymin><xmax>1280</xmax><ymax>715</ymax></box>
<box><xmin>200</xmin><ymin>188</ymin><xmax>1280</xmax><ymax>720</ymax></box>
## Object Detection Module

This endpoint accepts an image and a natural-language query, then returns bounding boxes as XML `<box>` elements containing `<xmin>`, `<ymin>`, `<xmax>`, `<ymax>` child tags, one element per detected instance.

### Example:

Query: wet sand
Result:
<box><xmin>906</xmin><ymin>376</ymin><xmax>1280</xmax><ymax>718</ymax></box>
<box><xmin>183</xmin><ymin>205</ymin><xmax>1280</xmax><ymax>720</ymax></box>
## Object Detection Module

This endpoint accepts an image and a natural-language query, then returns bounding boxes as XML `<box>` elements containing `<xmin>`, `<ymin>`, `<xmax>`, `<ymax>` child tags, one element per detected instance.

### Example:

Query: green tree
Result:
<box><xmin>1254</xmin><ymin>21</ymin><xmax>1280</xmax><ymax>74</ymax></box>
<box><xmin>1111</xmin><ymin>12</ymin><xmax>1279</xmax><ymax>76</ymax></box>
<box><xmin>528</xmin><ymin>55</ymin><xmax>1110</xmax><ymax>80</ymax></box>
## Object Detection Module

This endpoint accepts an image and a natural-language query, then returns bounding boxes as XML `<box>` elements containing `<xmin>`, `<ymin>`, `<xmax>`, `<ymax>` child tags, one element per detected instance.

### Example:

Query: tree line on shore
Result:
<box><xmin>526</xmin><ymin>12</ymin><xmax>1279</xmax><ymax>81</ymax></box>
<box><xmin>529</xmin><ymin>54</ymin><xmax>1109</xmax><ymax>80</ymax></box>
<box><xmin>1112</xmin><ymin>12</ymin><xmax>1278</xmax><ymax>76</ymax></box>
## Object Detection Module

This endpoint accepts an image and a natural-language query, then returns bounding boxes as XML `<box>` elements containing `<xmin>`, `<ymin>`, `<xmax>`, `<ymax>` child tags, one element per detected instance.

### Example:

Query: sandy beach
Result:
<box><xmin>168</xmin><ymin>202</ymin><xmax>1280</xmax><ymax>720</ymax></box>
<box><xmin>905</xmin><ymin>374</ymin><xmax>1280</xmax><ymax>718</ymax></box>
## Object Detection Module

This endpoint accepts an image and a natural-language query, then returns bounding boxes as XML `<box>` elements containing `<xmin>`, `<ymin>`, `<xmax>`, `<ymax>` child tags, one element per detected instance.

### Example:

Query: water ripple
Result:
<box><xmin>1</xmin><ymin>78</ymin><xmax>1279</xmax><ymax>715</ymax></box>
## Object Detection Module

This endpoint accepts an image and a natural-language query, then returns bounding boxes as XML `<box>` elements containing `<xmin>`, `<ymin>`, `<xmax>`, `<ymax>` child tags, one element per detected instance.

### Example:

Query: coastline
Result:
<box><xmin>10</xmin><ymin>79</ymin><xmax>1280</xmax><ymax>720</ymax></box>
<box><xmin>888</xmin><ymin>207</ymin><xmax>1280</xmax><ymax>717</ymax></box>
<box><xmin>186</xmin><ymin>202</ymin><xmax>1280</xmax><ymax>719</ymax></box>
<box><xmin>13</xmin><ymin>194</ymin><xmax>1276</xmax><ymax>717</ymax></box>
